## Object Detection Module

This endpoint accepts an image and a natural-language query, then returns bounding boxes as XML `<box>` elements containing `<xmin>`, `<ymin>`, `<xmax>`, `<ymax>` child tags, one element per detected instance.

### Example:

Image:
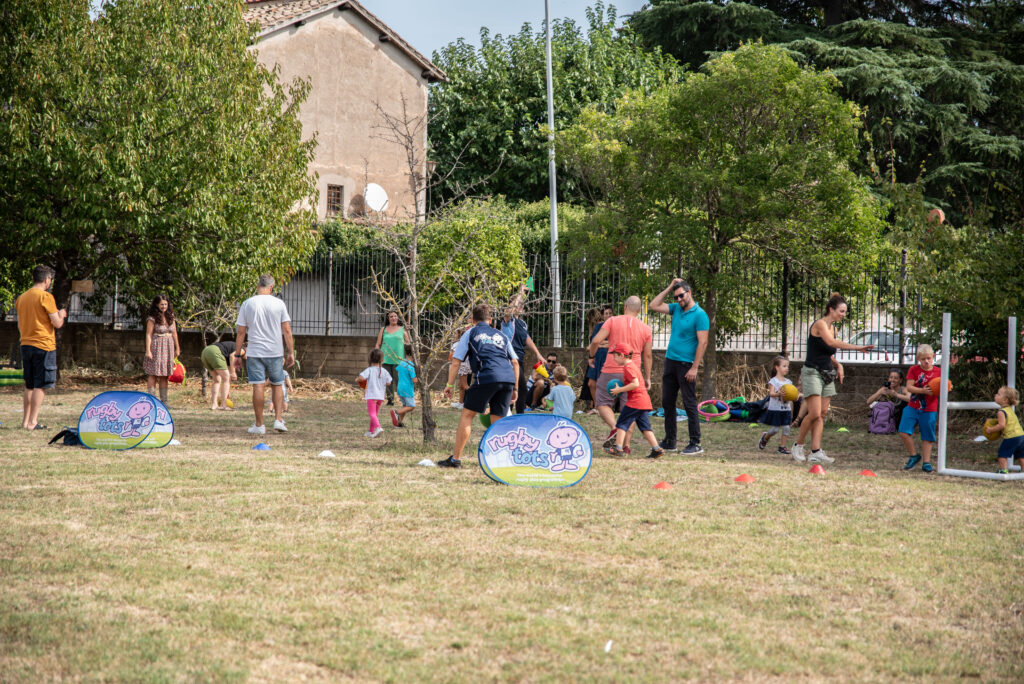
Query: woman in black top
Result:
<box><xmin>791</xmin><ymin>293</ymin><xmax>874</xmax><ymax>464</ymax></box>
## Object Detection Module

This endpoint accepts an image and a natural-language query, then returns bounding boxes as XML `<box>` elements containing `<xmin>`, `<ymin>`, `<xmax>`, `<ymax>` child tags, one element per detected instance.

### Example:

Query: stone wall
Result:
<box><xmin>0</xmin><ymin>322</ymin><xmax>894</xmax><ymax>420</ymax></box>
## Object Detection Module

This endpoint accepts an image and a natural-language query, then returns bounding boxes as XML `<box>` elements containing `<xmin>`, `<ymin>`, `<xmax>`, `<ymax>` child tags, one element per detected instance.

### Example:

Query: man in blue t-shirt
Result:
<box><xmin>440</xmin><ymin>304</ymin><xmax>520</xmax><ymax>468</ymax></box>
<box><xmin>649</xmin><ymin>279</ymin><xmax>709</xmax><ymax>454</ymax></box>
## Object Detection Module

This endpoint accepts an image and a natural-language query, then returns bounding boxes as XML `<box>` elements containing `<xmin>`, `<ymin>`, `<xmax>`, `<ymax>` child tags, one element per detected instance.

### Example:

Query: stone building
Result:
<box><xmin>244</xmin><ymin>0</ymin><xmax>446</xmax><ymax>221</ymax></box>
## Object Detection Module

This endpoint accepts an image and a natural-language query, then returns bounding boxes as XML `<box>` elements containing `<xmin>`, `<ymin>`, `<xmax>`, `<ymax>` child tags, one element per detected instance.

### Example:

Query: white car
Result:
<box><xmin>835</xmin><ymin>330</ymin><xmax>941</xmax><ymax>365</ymax></box>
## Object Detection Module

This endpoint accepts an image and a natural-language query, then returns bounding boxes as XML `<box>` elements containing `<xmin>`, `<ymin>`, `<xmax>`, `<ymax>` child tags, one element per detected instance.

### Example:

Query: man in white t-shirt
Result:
<box><xmin>235</xmin><ymin>274</ymin><xmax>294</xmax><ymax>435</ymax></box>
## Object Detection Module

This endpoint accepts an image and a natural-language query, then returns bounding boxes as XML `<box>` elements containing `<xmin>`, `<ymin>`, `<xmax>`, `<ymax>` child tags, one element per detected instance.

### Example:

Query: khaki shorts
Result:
<box><xmin>595</xmin><ymin>371</ymin><xmax>625</xmax><ymax>407</ymax></box>
<box><xmin>801</xmin><ymin>365</ymin><xmax>837</xmax><ymax>398</ymax></box>
<box><xmin>201</xmin><ymin>345</ymin><xmax>229</xmax><ymax>372</ymax></box>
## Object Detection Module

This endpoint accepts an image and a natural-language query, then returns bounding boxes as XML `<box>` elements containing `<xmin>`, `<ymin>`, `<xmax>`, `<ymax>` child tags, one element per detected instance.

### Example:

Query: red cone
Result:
<box><xmin>653</xmin><ymin>481</ymin><xmax>672</xmax><ymax>490</ymax></box>
<box><xmin>808</xmin><ymin>464</ymin><xmax>826</xmax><ymax>474</ymax></box>
<box><xmin>860</xmin><ymin>469</ymin><xmax>877</xmax><ymax>477</ymax></box>
<box><xmin>734</xmin><ymin>473</ymin><xmax>755</xmax><ymax>483</ymax></box>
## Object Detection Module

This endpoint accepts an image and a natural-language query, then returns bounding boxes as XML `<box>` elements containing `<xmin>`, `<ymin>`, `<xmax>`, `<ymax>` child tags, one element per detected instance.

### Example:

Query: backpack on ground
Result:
<box><xmin>869</xmin><ymin>401</ymin><xmax>896</xmax><ymax>434</ymax></box>
<box><xmin>48</xmin><ymin>427</ymin><xmax>82</xmax><ymax>447</ymax></box>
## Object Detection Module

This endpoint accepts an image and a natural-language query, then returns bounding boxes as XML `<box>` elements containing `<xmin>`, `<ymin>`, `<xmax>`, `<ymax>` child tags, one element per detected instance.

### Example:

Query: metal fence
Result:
<box><xmin>53</xmin><ymin>246</ymin><xmax>927</xmax><ymax>362</ymax></box>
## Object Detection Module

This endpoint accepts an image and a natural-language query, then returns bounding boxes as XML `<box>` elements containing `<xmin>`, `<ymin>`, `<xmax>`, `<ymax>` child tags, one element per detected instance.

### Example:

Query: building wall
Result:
<box><xmin>252</xmin><ymin>9</ymin><xmax>428</xmax><ymax>221</ymax></box>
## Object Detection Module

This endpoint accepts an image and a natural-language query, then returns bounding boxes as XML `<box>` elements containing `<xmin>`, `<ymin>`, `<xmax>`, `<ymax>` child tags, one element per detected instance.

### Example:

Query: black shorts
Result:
<box><xmin>464</xmin><ymin>382</ymin><xmax>514</xmax><ymax>416</ymax></box>
<box><xmin>21</xmin><ymin>345</ymin><xmax>57</xmax><ymax>390</ymax></box>
<box><xmin>616</xmin><ymin>405</ymin><xmax>652</xmax><ymax>432</ymax></box>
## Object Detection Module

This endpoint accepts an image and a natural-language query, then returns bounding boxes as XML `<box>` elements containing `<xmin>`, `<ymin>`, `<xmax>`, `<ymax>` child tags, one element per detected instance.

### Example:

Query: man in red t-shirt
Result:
<box><xmin>587</xmin><ymin>296</ymin><xmax>653</xmax><ymax>451</ymax></box>
<box><xmin>604</xmin><ymin>343</ymin><xmax>664</xmax><ymax>459</ymax></box>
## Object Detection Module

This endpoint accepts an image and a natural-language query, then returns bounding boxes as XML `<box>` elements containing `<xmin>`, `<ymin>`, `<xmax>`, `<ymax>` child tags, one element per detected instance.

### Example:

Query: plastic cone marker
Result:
<box><xmin>252</xmin><ymin>443</ymin><xmax>271</xmax><ymax>451</ymax></box>
<box><xmin>808</xmin><ymin>464</ymin><xmax>825</xmax><ymax>474</ymax></box>
<box><xmin>734</xmin><ymin>473</ymin><xmax>755</xmax><ymax>483</ymax></box>
<box><xmin>836</xmin><ymin>427</ymin><xmax>849</xmax><ymax>433</ymax></box>
<box><xmin>317</xmin><ymin>450</ymin><xmax>336</xmax><ymax>458</ymax></box>
<box><xmin>653</xmin><ymin>481</ymin><xmax>672</xmax><ymax>490</ymax></box>
<box><xmin>859</xmin><ymin>469</ymin><xmax>877</xmax><ymax>477</ymax></box>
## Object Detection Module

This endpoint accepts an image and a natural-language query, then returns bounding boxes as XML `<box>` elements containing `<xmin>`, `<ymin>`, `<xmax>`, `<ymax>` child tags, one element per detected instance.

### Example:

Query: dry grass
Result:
<box><xmin>1</xmin><ymin>381</ymin><xmax>1023</xmax><ymax>682</ymax></box>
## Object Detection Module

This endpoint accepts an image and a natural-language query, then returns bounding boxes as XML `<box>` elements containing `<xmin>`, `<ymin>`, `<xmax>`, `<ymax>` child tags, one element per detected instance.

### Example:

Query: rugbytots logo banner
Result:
<box><xmin>78</xmin><ymin>391</ymin><xmax>173</xmax><ymax>450</ymax></box>
<box><xmin>477</xmin><ymin>414</ymin><xmax>592</xmax><ymax>487</ymax></box>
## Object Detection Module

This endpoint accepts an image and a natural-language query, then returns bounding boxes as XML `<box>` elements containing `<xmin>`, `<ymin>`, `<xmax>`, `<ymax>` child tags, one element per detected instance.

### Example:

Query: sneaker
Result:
<box><xmin>904</xmin><ymin>454</ymin><xmax>921</xmax><ymax>470</ymax></box>
<box><xmin>777</xmin><ymin>446</ymin><xmax>791</xmax><ymax>455</ymax></box>
<box><xmin>623</xmin><ymin>445</ymin><xmax>632</xmax><ymax>456</ymax></box>
<box><xmin>791</xmin><ymin>444</ymin><xmax>806</xmax><ymax>462</ymax></box>
<box><xmin>371</xmin><ymin>427</ymin><xmax>384</xmax><ymax>438</ymax></box>
<box><xmin>273</xmin><ymin>419</ymin><xmax>287</xmax><ymax>433</ymax></box>
<box><xmin>808</xmin><ymin>449</ymin><xmax>834</xmax><ymax>464</ymax></box>
<box><xmin>646</xmin><ymin>447</ymin><xmax>664</xmax><ymax>459</ymax></box>
<box><xmin>247</xmin><ymin>424</ymin><xmax>265</xmax><ymax>435</ymax></box>
<box><xmin>450</xmin><ymin>402</ymin><xmax>463</xmax><ymax>409</ymax></box>
<box><xmin>364</xmin><ymin>431</ymin><xmax>374</xmax><ymax>437</ymax></box>
<box><xmin>437</xmin><ymin>456</ymin><xmax>462</xmax><ymax>468</ymax></box>
<box><xmin>921</xmin><ymin>462</ymin><xmax>934</xmax><ymax>473</ymax></box>
<box><xmin>605</xmin><ymin>444</ymin><xmax>624</xmax><ymax>456</ymax></box>
<box><xmin>997</xmin><ymin>468</ymin><xmax>1010</xmax><ymax>475</ymax></box>
<box><xmin>681</xmin><ymin>443</ymin><xmax>704</xmax><ymax>455</ymax></box>
<box><xmin>390</xmin><ymin>409</ymin><xmax>400</xmax><ymax>427</ymax></box>
<box><xmin>603</xmin><ymin>429</ymin><xmax>618</xmax><ymax>449</ymax></box>
<box><xmin>758</xmin><ymin>432</ymin><xmax>769</xmax><ymax>450</ymax></box>
<box><xmin>658</xmin><ymin>439</ymin><xmax>677</xmax><ymax>452</ymax></box>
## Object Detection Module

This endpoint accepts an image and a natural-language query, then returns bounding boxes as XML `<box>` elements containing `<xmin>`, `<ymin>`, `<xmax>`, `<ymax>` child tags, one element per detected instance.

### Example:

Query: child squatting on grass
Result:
<box><xmin>983</xmin><ymin>386</ymin><xmax>1024</xmax><ymax>474</ymax></box>
<box><xmin>604</xmin><ymin>343</ymin><xmax>664</xmax><ymax>459</ymax></box>
<box><xmin>390</xmin><ymin>344</ymin><xmax>418</xmax><ymax>428</ymax></box>
<box><xmin>358</xmin><ymin>348</ymin><xmax>392</xmax><ymax>438</ymax></box>
<box><xmin>900</xmin><ymin>344</ymin><xmax>942</xmax><ymax>473</ymax></box>
<box><xmin>758</xmin><ymin>356</ymin><xmax>799</xmax><ymax>455</ymax></box>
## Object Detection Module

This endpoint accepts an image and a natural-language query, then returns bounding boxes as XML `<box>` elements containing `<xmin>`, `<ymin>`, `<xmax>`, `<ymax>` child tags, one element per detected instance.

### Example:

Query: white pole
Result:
<box><xmin>1008</xmin><ymin>316</ymin><xmax>1017</xmax><ymax>389</ymax></box>
<box><xmin>937</xmin><ymin>312</ymin><xmax>951</xmax><ymax>473</ymax></box>
<box><xmin>544</xmin><ymin>0</ymin><xmax>561</xmax><ymax>348</ymax></box>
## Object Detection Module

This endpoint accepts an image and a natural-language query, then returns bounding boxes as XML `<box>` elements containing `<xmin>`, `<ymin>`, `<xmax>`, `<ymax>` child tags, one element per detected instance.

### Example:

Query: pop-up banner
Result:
<box><xmin>78</xmin><ymin>391</ymin><xmax>174</xmax><ymax>450</ymax></box>
<box><xmin>477</xmin><ymin>414</ymin><xmax>592</xmax><ymax>487</ymax></box>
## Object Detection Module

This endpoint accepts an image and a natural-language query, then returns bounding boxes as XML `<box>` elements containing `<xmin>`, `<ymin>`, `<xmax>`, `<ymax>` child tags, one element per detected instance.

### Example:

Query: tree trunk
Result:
<box><xmin>702</xmin><ymin>282</ymin><xmax>718</xmax><ymax>399</ymax></box>
<box><xmin>822</xmin><ymin>0</ymin><xmax>844</xmax><ymax>26</ymax></box>
<box><xmin>52</xmin><ymin>269</ymin><xmax>74</xmax><ymax>377</ymax></box>
<box><xmin>419</xmin><ymin>381</ymin><xmax>437</xmax><ymax>444</ymax></box>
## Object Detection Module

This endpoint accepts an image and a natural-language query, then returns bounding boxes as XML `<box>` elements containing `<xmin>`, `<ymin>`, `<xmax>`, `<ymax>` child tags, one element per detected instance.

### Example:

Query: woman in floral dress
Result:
<box><xmin>143</xmin><ymin>295</ymin><xmax>180</xmax><ymax>404</ymax></box>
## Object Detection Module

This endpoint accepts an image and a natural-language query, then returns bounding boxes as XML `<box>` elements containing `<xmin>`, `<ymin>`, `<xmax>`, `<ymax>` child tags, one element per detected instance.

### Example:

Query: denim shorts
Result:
<box><xmin>399</xmin><ymin>394</ymin><xmax>416</xmax><ymax>408</ymax></box>
<box><xmin>899</xmin><ymin>405</ymin><xmax>937</xmax><ymax>442</ymax></box>
<box><xmin>246</xmin><ymin>356</ymin><xmax>284</xmax><ymax>386</ymax></box>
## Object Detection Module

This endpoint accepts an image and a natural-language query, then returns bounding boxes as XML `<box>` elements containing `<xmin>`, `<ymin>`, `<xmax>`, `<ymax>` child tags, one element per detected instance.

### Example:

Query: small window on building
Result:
<box><xmin>326</xmin><ymin>184</ymin><xmax>345</xmax><ymax>218</ymax></box>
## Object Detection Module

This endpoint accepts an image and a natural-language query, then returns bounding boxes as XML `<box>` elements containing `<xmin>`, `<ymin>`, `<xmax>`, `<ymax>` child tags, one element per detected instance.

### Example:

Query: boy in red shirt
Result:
<box><xmin>900</xmin><ymin>344</ymin><xmax>942</xmax><ymax>473</ymax></box>
<box><xmin>605</xmin><ymin>343</ymin><xmax>665</xmax><ymax>459</ymax></box>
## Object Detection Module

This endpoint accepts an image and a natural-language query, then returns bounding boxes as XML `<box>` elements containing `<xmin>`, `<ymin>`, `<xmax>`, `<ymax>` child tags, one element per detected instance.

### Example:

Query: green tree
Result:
<box><xmin>628</xmin><ymin>1</ymin><xmax>1024</xmax><ymax>227</ymax></box>
<box><xmin>559</xmin><ymin>43</ymin><xmax>884</xmax><ymax>393</ymax></box>
<box><xmin>0</xmin><ymin>0</ymin><xmax>318</xmax><ymax>330</ymax></box>
<box><xmin>427</xmin><ymin>2</ymin><xmax>681</xmax><ymax>205</ymax></box>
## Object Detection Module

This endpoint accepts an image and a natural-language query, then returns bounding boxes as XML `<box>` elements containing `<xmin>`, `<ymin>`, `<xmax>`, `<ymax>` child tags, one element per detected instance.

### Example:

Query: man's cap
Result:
<box><xmin>609</xmin><ymin>342</ymin><xmax>633</xmax><ymax>356</ymax></box>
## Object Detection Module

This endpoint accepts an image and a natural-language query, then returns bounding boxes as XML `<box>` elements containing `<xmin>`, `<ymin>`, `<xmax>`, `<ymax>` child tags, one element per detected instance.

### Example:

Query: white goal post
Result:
<box><xmin>936</xmin><ymin>312</ymin><xmax>1020</xmax><ymax>481</ymax></box>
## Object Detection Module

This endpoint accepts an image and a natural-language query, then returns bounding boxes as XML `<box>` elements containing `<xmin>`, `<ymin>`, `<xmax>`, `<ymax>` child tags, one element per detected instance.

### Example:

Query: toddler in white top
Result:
<box><xmin>358</xmin><ymin>348</ymin><xmax>392</xmax><ymax>438</ymax></box>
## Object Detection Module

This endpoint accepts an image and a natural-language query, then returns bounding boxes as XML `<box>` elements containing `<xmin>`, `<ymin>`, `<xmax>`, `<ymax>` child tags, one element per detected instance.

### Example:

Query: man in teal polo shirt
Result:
<box><xmin>649</xmin><ymin>278</ymin><xmax>709</xmax><ymax>454</ymax></box>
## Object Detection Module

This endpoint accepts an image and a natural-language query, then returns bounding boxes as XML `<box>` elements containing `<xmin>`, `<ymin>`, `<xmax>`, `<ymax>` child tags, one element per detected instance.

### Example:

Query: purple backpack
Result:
<box><xmin>869</xmin><ymin>401</ymin><xmax>896</xmax><ymax>434</ymax></box>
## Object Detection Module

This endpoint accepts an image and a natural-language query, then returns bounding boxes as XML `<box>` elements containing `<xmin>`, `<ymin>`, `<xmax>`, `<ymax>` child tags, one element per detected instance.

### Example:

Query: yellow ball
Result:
<box><xmin>225</xmin><ymin>398</ymin><xmax>234</xmax><ymax>408</ymax></box>
<box><xmin>781</xmin><ymin>384</ymin><xmax>799</xmax><ymax>403</ymax></box>
<box><xmin>983</xmin><ymin>418</ymin><xmax>1000</xmax><ymax>441</ymax></box>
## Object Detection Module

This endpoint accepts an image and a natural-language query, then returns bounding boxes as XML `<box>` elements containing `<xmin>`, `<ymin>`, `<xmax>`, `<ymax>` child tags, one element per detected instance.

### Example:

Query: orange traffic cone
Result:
<box><xmin>859</xmin><ymin>469</ymin><xmax>877</xmax><ymax>477</ymax></box>
<box><xmin>808</xmin><ymin>464</ymin><xmax>826</xmax><ymax>474</ymax></box>
<box><xmin>734</xmin><ymin>473</ymin><xmax>755</xmax><ymax>483</ymax></box>
<box><xmin>653</xmin><ymin>481</ymin><xmax>672</xmax><ymax>490</ymax></box>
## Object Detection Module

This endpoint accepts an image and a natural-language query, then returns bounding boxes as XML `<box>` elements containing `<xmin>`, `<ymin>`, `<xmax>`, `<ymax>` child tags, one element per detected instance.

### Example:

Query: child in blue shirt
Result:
<box><xmin>390</xmin><ymin>344</ymin><xmax>418</xmax><ymax>428</ymax></box>
<box><xmin>548</xmin><ymin>365</ymin><xmax>576</xmax><ymax>419</ymax></box>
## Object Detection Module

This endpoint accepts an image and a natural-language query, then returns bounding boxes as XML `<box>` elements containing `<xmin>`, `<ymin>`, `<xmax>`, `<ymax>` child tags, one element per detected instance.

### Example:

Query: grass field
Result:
<box><xmin>2</xmin><ymin>380</ymin><xmax>1023</xmax><ymax>681</ymax></box>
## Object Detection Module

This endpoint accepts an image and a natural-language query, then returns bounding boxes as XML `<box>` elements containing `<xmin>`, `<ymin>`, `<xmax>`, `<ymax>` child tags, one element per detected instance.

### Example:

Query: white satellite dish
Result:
<box><xmin>364</xmin><ymin>183</ymin><xmax>389</xmax><ymax>213</ymax></box>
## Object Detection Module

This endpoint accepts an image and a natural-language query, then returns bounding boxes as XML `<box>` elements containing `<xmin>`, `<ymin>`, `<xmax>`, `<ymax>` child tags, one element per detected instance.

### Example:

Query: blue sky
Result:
<box><xmin>358</xmin><ymin>0</ymin><xmax>649</xmax><ymax>59</ymax></box>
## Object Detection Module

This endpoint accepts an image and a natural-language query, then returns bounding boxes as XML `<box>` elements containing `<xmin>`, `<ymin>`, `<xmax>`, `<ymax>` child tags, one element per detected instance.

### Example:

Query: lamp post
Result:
<box><xmin>544</xmin><ymin>0</ymin><xmax>561</xmax><ymax>347</ymax></box>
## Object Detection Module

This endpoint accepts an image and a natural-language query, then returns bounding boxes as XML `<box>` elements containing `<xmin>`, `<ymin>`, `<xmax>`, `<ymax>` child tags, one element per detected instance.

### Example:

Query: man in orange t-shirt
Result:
<box><xmin>15</xmin><ymin>266</ymin><xmax>67</xmax><ymax>430</ymax></box>
<box><xmin>587</xmin><ymin>296</ymin><xmax>652</xmax><ymax>451</ymax></box>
